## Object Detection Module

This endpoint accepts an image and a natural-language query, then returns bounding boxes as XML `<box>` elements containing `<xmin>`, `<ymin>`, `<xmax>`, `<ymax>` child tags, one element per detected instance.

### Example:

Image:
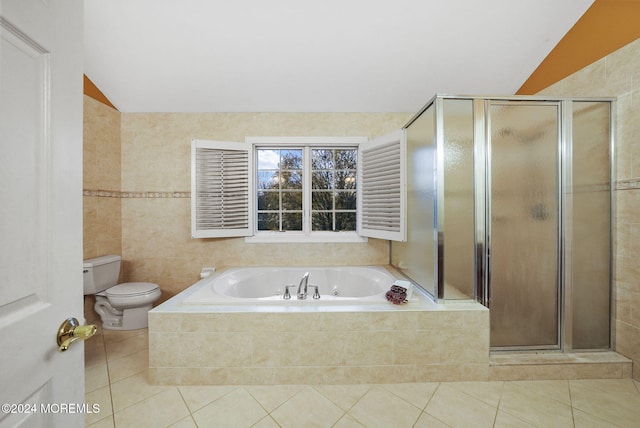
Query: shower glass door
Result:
<box><xmin>488</xmin><ymin>101</ymin><xmax>560</xmax><ymax>349</ymax></box>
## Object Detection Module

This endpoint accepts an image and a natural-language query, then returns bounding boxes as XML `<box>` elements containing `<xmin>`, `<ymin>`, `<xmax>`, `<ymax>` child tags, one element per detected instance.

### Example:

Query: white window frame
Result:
<box><xmin>246</xmin><ymin>137</ymin><xmax>366</xmax><ymax>243</ymax></box>
<box><xmin>191</xmin><ymin>132</ymin><xmax>406</xmax><ymax>243</ymax></box>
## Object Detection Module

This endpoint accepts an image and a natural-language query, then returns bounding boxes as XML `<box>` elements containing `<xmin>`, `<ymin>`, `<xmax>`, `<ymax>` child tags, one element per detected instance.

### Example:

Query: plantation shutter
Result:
<box><xmin>191</xmin><ymin>139</ymin><xmax>253</xmax><ymax>238</ymax></box>
<box><xmin>358</xmin><ymin>129</ymin><xmax>407</xmax><ymax>241</ymax></box>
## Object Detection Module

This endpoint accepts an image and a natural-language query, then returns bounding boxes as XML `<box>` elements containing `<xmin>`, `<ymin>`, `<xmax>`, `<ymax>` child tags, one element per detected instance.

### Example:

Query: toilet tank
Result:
<box><xmin>83</xmin><ymin>255</ymin><xmax>122</xmax><ymax>295</ymax></box>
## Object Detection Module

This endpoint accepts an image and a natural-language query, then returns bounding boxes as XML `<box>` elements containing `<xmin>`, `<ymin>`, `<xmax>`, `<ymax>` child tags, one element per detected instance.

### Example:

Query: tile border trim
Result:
<box><xmin>84</xmin><ymin>180</ymin><xmax>639</xmax><ymax>197</ymax></box>
<box><xmin>83</xmin><ymin>189</ymin><xmax>190</xmax><ymax>198</ymax></box>
<box><xmin>616</xmin><ymin>179</ymin><xmax>640</xmax><ymax>191</ymax></box>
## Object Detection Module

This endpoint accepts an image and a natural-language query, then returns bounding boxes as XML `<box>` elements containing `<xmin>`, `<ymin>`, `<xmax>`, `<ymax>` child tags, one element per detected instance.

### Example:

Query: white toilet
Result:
<box><xmin>83</xmin><ymin>255</ymin><xmax>161</xmax><ymax>330</ymax></box>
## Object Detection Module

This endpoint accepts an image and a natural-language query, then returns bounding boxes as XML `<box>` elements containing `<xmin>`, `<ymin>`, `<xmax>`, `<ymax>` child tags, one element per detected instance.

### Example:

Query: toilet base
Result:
<box><xmin>96</xmin><ymin>300</ymin><xmax>152</xmax><ymax>330</ymax></box>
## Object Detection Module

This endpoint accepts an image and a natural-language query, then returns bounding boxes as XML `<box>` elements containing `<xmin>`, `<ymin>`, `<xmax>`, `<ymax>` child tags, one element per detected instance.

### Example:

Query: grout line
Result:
<box><xmin>491</xmin><ymin>381</ymin><xmax>504</xmax><ymax>428</ymax></box>
<box><xmin>175</xmin><ymin>387</ymin><xmax>201</xmax><ymax>427</ymax></box>
<box><xmin>101</xmin><ymin>330</ymin><xmax>117</xmax><ymax>427</ymax></box>
<box><xmin>567</xmin><ymin>379</ymin><xmax>576</xmax><ymax>428</ymax></box>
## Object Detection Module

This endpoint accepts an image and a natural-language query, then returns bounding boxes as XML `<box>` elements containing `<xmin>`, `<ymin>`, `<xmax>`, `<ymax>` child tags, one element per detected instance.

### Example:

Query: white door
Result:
<box><xmin>0</xmin><ymin>0</ymin><xmax>86</xmax><ymax>426</ymax></box>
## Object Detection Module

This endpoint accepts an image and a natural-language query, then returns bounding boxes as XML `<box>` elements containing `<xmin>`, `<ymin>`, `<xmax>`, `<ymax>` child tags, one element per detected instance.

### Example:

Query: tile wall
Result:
<box><xmin>538</xmin><ymin>37</ymin><xmax>640</xmax><ymax>380</ymax></box>
<box><xmin>83</xmin><ymin>96</ymin><xmax>122</xmax><ymax>259</ymax></box>
<box><xmin>118</xmin><ymin>112</ymin><xmax>411</xmax><ymax>300</ymax></box>
<box><xmin>148</xmin><ymin>307</ymin><xmax>491</xmax><ymax>385</ymax></box>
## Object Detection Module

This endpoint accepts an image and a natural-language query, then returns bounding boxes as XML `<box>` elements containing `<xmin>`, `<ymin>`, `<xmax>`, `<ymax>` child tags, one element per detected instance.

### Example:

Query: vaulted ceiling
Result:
<box><xmin>84</xmin><ymin>0</ymin><xmax>596</xmax><ymax>113</ymax></box>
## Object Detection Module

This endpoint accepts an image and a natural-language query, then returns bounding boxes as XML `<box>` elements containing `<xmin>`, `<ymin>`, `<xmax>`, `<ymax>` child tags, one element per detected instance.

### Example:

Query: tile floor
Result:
<box><xmin>85</xmin><ymin>327</ymin><xmax>640</xmax><ymax>427</ymax></box>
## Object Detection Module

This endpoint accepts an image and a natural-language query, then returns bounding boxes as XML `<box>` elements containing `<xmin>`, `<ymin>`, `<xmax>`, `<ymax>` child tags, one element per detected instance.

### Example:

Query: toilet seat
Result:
<box><xmin>106</xmin><ymin>282</ymin><xmax>159</xmax><ymax>298</ymax></box>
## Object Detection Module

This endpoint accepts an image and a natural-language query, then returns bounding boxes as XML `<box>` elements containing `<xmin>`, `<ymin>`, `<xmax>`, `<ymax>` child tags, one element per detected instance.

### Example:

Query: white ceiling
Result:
<box><xmin>84</xmin><ymin>0</ymin><xmax>594</xmax><ymax>113</ymax></box>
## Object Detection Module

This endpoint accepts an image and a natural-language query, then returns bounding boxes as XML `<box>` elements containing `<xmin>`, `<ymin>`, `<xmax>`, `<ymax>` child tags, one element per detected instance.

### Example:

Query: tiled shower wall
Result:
<box><xmin>538</xmin><ymin>37</ymin><xmax>640</xmax><ymax>380</ymax></box>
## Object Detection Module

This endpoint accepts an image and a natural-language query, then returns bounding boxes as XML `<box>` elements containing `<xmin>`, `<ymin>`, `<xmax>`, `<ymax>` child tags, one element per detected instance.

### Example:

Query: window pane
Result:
<box><xmin>257</xmin><ymin>191</ymin><xmax>279</xmax><ymax>210</ymax></box>
<box><xmin>335</xmin><ymin>212</ymin><xmax>356</xmax><ymax>231</ymax></box>
<box><xmin>335</xmin><ymin>171</ymin><xmax>356</xmax><ymax>189</ymax></box>
<box><xmin>281</xmin><ymin>150</ymin><xmax>302</xmax><ymax>169</ymax></box>
<box><xmin>335</xmin><ymin>149</ymin><xmax>357</xmax><ymax>169</ymax></box>
<box><xmin>282</xmin><ymin>191</ymin><xmax>302</xmax><ymax>210</ymax></box>
<box><xmin>282</xmin><ymin>171</ymin><xmax>302</xmax><ymax>189</ymax></box>
<box><xmin>335</xmin><ymin>191</ymin><xmax>356</xmax><ymax>210</ymax></box>
<box><xmin>282</xmin><ymin>212</ymin><xmax>302</xmax><ymax>231</ymax></box>
<box><xmin>312</xmin><ymin>191</ymin><xmax>333</xmax><ymax>210</ymax></box>
<box><xmin>312</xmin><ymin>171</ymin><xmax>334</xmax><ymax>189</ymax></box>
<box><xmin>312</xmin><ymin>149</ymin><xmax>334</xmax><ymax>169</ymax></box>
<box><xmin>312</xmin><ymin>212</ymin><xmax>333</xmax><ymax>231</ymax></box>
<box><xmin>258</xmin><ymin>149</ymin><xmax>281</xmax><ymax>169</ymax></box>
<box><xmin>258</xmin><ymin>212</ymin><xmax>279</xmax><ymax>231</ymax></box>
<box><xmin>258</xmin><ymin>171</ymin><xmax>279</xmax><ymax>190</ymax></box>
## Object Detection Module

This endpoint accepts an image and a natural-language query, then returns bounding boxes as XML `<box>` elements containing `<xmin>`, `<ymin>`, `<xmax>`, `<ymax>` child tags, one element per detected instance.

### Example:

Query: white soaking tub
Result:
<box><xmin>182</xmin><ymin>266</ymin><xmax>414</xmax><ymax>305</ymax></box>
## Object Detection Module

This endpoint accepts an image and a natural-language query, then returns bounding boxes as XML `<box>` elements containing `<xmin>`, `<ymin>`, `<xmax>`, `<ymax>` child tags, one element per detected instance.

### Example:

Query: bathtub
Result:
<box><xmin>149</xmin><ymin>265</ymin><xmax>489</xmax><ymax>385</ymax></box>
<box><xmin>182</xmin><ymin>266</ymin><xmax>417</xmax><ymax>306</ymax></box>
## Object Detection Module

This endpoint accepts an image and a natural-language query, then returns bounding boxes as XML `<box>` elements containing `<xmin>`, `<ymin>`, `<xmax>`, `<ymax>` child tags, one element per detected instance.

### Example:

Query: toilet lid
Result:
<box><xmin>106</xmin><ymin>282</ymin><xmax>159</xmax><ymax>297</ymax></box>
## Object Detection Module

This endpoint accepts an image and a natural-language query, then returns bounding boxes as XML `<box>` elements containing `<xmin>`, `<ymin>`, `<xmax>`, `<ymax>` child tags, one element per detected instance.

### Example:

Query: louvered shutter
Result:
<box><xmin>191</xmin><ymin>139</ymin><xmax>253</xmax><ymax>238</ymax></box>
<box><xmin>358</xmin><ymin>129</ymin><xmax>407</xmax><ymax>241</ymax></box>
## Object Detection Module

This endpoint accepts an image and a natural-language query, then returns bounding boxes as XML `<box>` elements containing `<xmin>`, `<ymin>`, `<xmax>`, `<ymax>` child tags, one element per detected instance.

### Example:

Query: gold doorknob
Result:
<box><xmin>57</xmin><ymin>317</ymin><xmax>97</xmax><ymax>352</ymax></box>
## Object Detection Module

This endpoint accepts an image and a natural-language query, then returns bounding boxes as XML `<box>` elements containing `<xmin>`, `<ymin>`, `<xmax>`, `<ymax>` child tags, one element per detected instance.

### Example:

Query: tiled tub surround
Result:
<box><xmin>149</xmin><ymin>268</ymin><xmax>491</xmax><ymax>385</ymax></box>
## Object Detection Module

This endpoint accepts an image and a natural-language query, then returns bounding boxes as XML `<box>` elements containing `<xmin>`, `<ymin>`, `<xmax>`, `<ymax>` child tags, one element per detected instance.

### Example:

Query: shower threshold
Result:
<box><xmin>489</xmin><ymin>351</ymin><xmax>631</xmax><ymax>381</ymax></box>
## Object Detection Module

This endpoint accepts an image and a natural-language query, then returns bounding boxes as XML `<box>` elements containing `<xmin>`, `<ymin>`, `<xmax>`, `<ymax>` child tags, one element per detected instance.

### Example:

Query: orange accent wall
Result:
<box><xmin>518</xmin><ymin>0</ymin><xmax>640</xmax><ymax>94</ymax></box>
<box><xmin>83</xmin><ymin>75</ymin><xmax>118</xmax><ymax>110</ymax></box>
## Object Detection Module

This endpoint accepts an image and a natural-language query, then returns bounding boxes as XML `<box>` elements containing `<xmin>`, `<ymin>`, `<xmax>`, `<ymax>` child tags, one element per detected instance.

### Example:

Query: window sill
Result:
<box><xmin>245</xmin><ymin>232</ymin><xmax>368</xmax><ymax>244</ymax></box>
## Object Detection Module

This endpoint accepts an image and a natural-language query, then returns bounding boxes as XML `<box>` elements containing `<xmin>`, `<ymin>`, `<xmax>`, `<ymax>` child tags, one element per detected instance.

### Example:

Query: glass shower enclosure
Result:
<box><xmin>391</xmin><ymin>95</ymin><xmax>614</xmax><ymax>351</ymax></box>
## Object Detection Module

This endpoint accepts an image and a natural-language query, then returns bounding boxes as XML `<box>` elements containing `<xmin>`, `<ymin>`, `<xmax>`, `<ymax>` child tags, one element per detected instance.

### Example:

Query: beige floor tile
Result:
<box><xmin>86</xmin><ymin>414</ymin><xmax>115</xmax><ymax>428</ymax></box>
<box><xmin>102</xmin><ymin>328</ymin><xmax>148</xmax><ymax>344</ymax></box>
<box><xmin>113</xmin><ymin>388</ymin><xmax>190</xmax><ymax>428</ymax></box>
<box><xmin>572</xmin><ymin>408</ymin><xmax>619</xmax><ymax>428</ymax></box>
<box><xmin>84</xmin><ymin>325</ymin><xmax>640</xmax><ymax>428</ymax></box>
<box><xmin>86</xmin><ymin>363</ymin><xmax>110</xmax><ymax>393</ymax></box>
<box><xmin>382</xmin><ymin>382</ymin><xmax>439</xmax><ymax>409</ymax></box>
<box><xmin>499</xmin><ymin>381</ymin><xmax>573</xmax><ymax>427</ymax></box>
<box><xmin>168</xmin><ymin>415</ymin><xmax>198</xmax><ymax>428</ymax></box>
<box><xmin>425</xmin><ymin>384</ymin><xmax>497</xmax><ymax>428</ymax></box>
<box><xmin>445</xmin><ymin>381</ymin><xmax>504</xmax><ymax>408</ymax></box>
<box><xmin>413</xmin><ymin>412</ymin><xmax>450</xmax><ymax>428</ymax></box>
<box><xmin>348</xmin><ymin>386</ymin><xmax>422</xmax><ymax>428</ymax></box>
<box><xmin>85</xmin><ymin>385</ymin><xmax>113</xmax><ymax>426</ymax></box>
<box><xmin>192</xmin><ymin>387</ymin><xmax>268</xmax><ymax>428</ymax></box>
<box><xmin>106</xmin><ymin>348</ymin><xmax>149</xmax><ymax>383</ymax></box>
<box><xmin>493</xmin><ymin>410</ymin><xmax>534</xmax><ymax>427</ymax></box>
<box><xmin>109</xmin><ymin>370</ymin><xmax>173</xmax><ymax>412</ymax></box>
<box><xmin>252</xmin><ymin>415</ymin><xmax>281</xmax><ymax>428</ymax></box>
<box><xmin>333</xmin><ymin>413</ymin><xmax>366</xmax><ymax>428</ymax></box>
<box><xmin>569</xmin><ymin>379</ymin><xmax>640</xmax><ymax>427</ymax></box>
<box><xmin>177</xmin><ymin>385</ymin><xmax>238</xmax><ymax>413</ymax></box>
<box><xmin>85</xmin><ymin>339</ymin><xmax>107</xmax><ymax>369</ymax></box>
<box><xmin>105</xmin><ymin>332</ymin><xmax>148</xmax><ymax>362</ymax></box>
<box><xmin>313</xmin><ymin>384</ymin><xmax>372</xmax><ymax>411</ymax></box>
<box><xmin>245</xmin><ymin>385</ymin><xmax>304</xmax><ymax>412</ymax></box>
<box><xmin>270</xmin><ymin>386</ymin><xmax>345</xmax><ymax>428</ymax></box>
<box><xmin>508</xmin><ymin>380</ymin><xmax>571</xmax><ymax>405</ymax></box>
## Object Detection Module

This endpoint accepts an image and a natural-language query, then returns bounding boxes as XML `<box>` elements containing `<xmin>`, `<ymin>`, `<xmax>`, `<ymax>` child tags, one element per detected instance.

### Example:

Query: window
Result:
<box><xmin>192</xmin><ymin>131</ymin><xmax>406</xmax><ymax>243</ymax></box>
<box><xmin>311</xmin><ymin>148</ymin><xmax>357</xmax><ymax>232</ymax></box>
<box><xmin>256</xmin><ymin>148</ymin><xmax>304</xmax><ymax>231</ymax></box>
<box><xmin>249</xmin><ymin>137</ymin><xmax>363</xmax><ymax>242</ymax></box>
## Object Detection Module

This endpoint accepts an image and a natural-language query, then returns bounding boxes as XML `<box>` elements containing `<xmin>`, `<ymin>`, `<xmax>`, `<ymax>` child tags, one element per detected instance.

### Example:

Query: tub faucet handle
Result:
<box><xmin>311</xmin><ymin>285</ymin><xmax>320</xmax><ymax>300</ymax></box>
<box><xmin>283</xmin><ymin>285</ymin><xmax>295</xmax><ymax>300</ymax></box>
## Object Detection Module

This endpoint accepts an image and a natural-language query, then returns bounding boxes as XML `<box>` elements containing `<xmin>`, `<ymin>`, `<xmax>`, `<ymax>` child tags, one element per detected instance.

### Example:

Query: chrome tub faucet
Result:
<box><xmin>297</xmin><ymin>272</ymin><xmax>310</xmax><ymax>299</ymax></box>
